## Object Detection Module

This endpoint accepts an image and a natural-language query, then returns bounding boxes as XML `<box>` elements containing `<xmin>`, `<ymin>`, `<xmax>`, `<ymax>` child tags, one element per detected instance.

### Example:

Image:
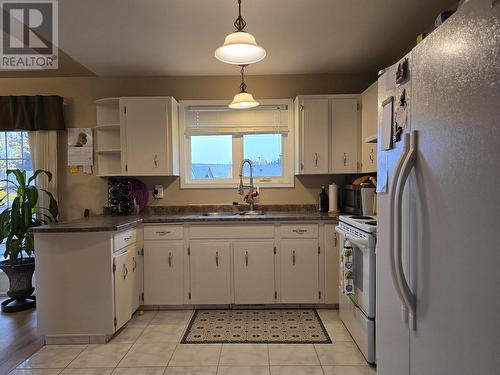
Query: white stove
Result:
<box><xmin>339</xmin><ymin>214</ymin><xmax>377</xmax><ymax>234</ymax></box>
<box><xmin>336</xmin><ymin>214</ymin><xmax>377</xmax><ymax>364</ymax></box>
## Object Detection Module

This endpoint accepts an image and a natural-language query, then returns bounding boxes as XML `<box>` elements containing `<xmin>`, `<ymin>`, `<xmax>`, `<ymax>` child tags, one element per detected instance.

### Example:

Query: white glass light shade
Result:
<box><xmin>229</xmin><ymin>92</ymin><xmax>260</xmax><ymax>109</ymax></box>
<box><xmin>215</xmin><ymin>32</ymin><xmax>266</xmax><ymax>65</ymax></box>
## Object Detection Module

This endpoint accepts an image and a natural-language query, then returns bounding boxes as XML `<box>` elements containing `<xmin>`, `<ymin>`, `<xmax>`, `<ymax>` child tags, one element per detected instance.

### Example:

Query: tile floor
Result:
<box><xmin>11</xmin><ymin>309</ymin><xmax>376</xmax><ymax>375</ymax></box>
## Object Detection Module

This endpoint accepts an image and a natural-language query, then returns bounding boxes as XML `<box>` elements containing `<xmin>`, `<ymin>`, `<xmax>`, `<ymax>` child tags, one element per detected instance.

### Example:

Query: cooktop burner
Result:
<box><xmin>349</xmin><ymin>215</ymin><xmax>373</xmax><ymax>220</ymax></box>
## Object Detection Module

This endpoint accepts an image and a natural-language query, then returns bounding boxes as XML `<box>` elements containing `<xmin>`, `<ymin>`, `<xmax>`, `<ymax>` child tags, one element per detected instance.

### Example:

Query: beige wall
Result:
<box><xmin>0</xmin><ymin>73</ymin><xmax>375</xmax><ymax>220</ymax></box>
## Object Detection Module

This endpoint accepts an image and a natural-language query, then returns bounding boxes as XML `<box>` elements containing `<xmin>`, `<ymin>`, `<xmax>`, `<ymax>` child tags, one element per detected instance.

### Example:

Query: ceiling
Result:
<box><xmin>56</xmin><ymin>0</ymin><xmax>455</xmax><ymax>76</ymax></box>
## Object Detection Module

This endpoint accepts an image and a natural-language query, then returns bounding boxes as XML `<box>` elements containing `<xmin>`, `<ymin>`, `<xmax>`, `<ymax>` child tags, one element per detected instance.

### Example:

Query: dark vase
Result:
<box><xmin>0</xmin><ymin>258</ymin><xmax>36</xmax><ymax>312</ymax></box>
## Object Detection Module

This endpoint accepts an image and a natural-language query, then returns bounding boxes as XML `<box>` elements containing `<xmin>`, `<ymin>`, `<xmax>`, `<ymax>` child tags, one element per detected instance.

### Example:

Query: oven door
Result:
<box><xmin>336</xmin><ymin>227</ymin><xmax>375</xmax><ymax>318</ymax></box>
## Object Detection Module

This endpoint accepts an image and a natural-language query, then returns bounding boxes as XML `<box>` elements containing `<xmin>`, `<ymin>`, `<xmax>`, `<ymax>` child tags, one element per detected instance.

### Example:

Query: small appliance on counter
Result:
<box><xmin>340</xmin><ymin>182</ymin><xmax>376</xmax><ymax>216</ymax></box>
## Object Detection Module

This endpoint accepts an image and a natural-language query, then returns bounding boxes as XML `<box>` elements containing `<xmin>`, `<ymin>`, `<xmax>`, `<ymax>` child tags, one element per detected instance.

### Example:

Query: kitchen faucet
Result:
<box><xmin>238</xmin><ymin>159</ymin><xmax>259</xmax><ymax>213</ymax></box>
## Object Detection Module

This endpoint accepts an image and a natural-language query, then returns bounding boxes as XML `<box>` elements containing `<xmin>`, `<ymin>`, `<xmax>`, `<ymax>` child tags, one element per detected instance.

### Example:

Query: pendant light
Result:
<box><xmin>229</xmin><ymin>65</ymin><xmax>259</xmax><ymax>109</ymax></box>
<box><xmin>215</xmin><ymin>0</ymin><xmax>266</xmax><ymax>65</ymax></box>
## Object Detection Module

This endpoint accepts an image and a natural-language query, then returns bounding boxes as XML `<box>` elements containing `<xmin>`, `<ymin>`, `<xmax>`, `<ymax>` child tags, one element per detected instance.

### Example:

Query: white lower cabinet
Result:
<box><xmin>189</xmin><ymin>241</ymin><xmax>231</xmax><ymax>304</ymax></box>
<box><xmin>233</xmin><ymin>241</ymin><xmax>276</xmax><ymax>304</ymax></box>
<box><xmin>113</xmin><ymin>245</ymin><xmax>135</xmax><ymax>331</ymax></box>
<box><xmin>143</xmin><ymin>241</ymin><xmax>184</xmax><ymax>305</ymax></box>
<box><xmin>280</xmin><ymin>239</ymin><xmax>320</xmax><ymax>303</ymax></box>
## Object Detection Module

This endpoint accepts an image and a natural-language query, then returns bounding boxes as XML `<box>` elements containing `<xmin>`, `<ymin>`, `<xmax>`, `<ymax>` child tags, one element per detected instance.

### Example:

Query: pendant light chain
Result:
<box><xmin>239</xmin><ymin>65</ymin><xmax>247</xmax><ymax>93</ymax></box>
<box><xmin>233</xmin><ymin>0</ymin><xmax>247</xmax><ymax>31</ymax></box>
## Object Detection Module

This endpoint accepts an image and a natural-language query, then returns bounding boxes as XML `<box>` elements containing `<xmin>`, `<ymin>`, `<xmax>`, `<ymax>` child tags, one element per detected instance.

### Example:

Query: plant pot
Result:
<box><xmin>0</xmin><ymin>258</ymin><xmax>36</xmax><ymax>312</ymax></box>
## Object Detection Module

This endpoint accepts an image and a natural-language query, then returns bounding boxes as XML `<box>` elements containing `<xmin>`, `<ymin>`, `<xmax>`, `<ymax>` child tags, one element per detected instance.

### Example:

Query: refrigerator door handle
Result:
<box><xmin>395</xmin><ymin>130</ymin><xmax>418</xmax><ymax>330</ymax></box>
<box><xmin>389</xmin><ymin>133</ymin><xmax>411</xmax><ymax>326</ymax></box>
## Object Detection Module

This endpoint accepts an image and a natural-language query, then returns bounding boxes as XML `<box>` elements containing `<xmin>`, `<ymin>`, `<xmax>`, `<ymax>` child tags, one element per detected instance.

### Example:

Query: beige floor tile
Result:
<box><xmin>168</xmin><ymin>344</ymin><xmax>221</xmax><ymax>367</ymax></box>
<box><xmin>218</xmin><ymin>366</ymin><xmax>270</xmax><ymax>375</ymax></box>
<box><xmin>137</xmin><ymin>325</ymin><xmax>186</xmax><ymax>343</ymax></box>
<box><xmin>268</xmin><ymin>345</ymin><xmax>319</xmax><ymax>366</ymax></box>
<box><xmin>9</xmin><ymin>370</ymin><xmax>63</xmax><ymax>375</ymax></box>
<box><xmin>112</xmin><ymin>368</ymin><xmax>166</xmax><ymax>375</ymax></box>
<box><xmin>111</xmin><ymin>326</ymin><xmax>145</xmax><ymax>343</ymax></box>
<box><xmin>164</xmin><ymin>366</ymin><xmax>217</xmax><ymax>374</ymax></box>
<box><xmin>315</xmin><ymin>342</ymin><xmax>366</xmax><ymax>366</ymax></box>
<box><xmin>127</xmin><ymin>311</ymin><xmax>158</xmax><ymax>327</ymax></box>
<box><xmin>322</xmin><ymin>365</ymin><xmax>376</xmax><ymax>375</ymax></box>
<box><xmin>219</xmin><ymin>344</ymin><xmax>269</xmax><ymax>366</ymax></box>
<box><xmin>270</xmin><ymin>366</ymin><xmax>324</xmax><ymax>375</ymax></box>
<box><xmin>149</xmin><ymin>311</ymin><xmax>193</xmax><ymax>326</ymax></box>
<box><xmin>317</xmin><ymin>310</ymin><xmax>340</xmax><ymax>323</ymax></box>
<box><xmin>67</xmin><ymin>344</ymin><xmax>132</xmax><ymax>368</ymax></box>
<box><xmin>18</xmin><ymin>345</ymin><xmax>87</xmax><ymax>369</ymax></box>
<box><xmin>324</xmin><ymin>325</ymin><xmax>353</xmax><ymax>342</ymax></box>
<box><xmin>60</xmin><ymin>370</ymin><xmax>114</xmax><ymax>375</ymax></box>
<box><xmin>118</xmin><ymin>342</ymin><xmax>176</xmax><ymax>367</ymax></box>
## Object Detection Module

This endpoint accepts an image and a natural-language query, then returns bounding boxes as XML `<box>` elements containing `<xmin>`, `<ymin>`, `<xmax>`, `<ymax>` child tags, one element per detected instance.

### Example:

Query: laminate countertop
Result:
<box><xmin>30</xmin><ymin>211</ymin><xmax>339</xmax><ymax>233</ymax></box>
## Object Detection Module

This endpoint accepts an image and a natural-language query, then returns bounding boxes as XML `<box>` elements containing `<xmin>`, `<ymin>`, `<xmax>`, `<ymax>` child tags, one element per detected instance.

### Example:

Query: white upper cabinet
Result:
<box><xmin>294</xmin><ymin>95</ymin><xmax>360</xmax><ymax>175</ymax></box>
<box><xmin>361</xmin><ymin>82</ymin><xmax>378</xmax><ymax>173</ymax></box>
<box><xmin>96</xmin><ymin>96</ymin><xmax>179</xmax><ymax>177</ymax></box>
<box><xmin>330</xmin><ymin>98</ymin><xmax>360</xmax><ymax>173</ymax></box>
<box><xmin>295</xmin><ymin>97</ymin><xmax>330</xmax><ymax>174</ymax></box>
<box><xmin>121</xmin><ymin>97</ymin><xmax>179</xmax><ymax>176</ymax></box>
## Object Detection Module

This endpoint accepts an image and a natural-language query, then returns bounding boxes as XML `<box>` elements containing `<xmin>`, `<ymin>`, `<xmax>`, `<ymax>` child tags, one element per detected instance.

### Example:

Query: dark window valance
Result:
<box><xmin>0</xmin><ymin>95</ymin><xmax>66</xmax><ymax>131</ymax></box>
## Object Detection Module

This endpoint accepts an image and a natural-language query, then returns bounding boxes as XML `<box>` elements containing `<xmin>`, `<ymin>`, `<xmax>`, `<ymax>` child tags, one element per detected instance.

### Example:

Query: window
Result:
<box><xmin>180</xmin><ymin>100</ymin><xmax>294</xmax><ymax>188</ymax></box>
<box><xmin>0</xmin><ymin>131</ymin><xmax>32</xmax><ymax>258</ymax></box>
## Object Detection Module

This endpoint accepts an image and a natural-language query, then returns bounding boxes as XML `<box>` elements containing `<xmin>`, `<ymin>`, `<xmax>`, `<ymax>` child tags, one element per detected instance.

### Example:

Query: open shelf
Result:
<box><xmin>96</xmin><ymin>124</ymin><xmax>120</xmax><ymax>130</ymax></box>
<box><xmin>97</xmin><ymin>149</ymin><xmax>121</xmax><ymax>154</ymax></box>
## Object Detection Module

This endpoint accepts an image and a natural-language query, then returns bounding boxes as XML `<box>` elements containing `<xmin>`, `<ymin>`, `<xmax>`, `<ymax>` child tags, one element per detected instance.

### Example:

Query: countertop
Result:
<box><xmin>30</xmin><ymin>211</ymin><xmax>339</xmax><ymax>233</ymax></box>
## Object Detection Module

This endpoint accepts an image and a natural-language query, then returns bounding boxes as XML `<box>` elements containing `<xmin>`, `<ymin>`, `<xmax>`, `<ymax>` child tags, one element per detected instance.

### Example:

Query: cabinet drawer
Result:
<box><xmin>144</xmin><ymin>225</ymin><xmax>184</xmax><ymax>240</ymax></box>
<box><xmin>114</xmin><ymin>229</ymin><xmax>137</xmax><ymax>251</ymax></box>
<box><xmin>189</xmin><ymin>224</ymin><xmax>274</xmax><ymax>239</ymax></box>
<box><xmin>280</xmin><ymin>224</ymin><xmax>318</xmax><ymax>238</ymax></box>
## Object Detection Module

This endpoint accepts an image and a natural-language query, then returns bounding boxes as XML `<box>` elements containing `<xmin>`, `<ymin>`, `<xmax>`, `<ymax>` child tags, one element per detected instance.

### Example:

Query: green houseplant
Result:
<box><xmin>0</xmin><ymin>169</ymin><xmax>58</xmax><ymax>312</ymax></box>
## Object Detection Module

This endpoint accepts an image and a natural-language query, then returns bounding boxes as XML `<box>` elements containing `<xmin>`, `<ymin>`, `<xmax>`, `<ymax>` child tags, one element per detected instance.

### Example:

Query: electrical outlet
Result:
<box><xmin>153</xmin><ymin>184</ymin><xmax>164</xmax><ymax>199</ymax></box>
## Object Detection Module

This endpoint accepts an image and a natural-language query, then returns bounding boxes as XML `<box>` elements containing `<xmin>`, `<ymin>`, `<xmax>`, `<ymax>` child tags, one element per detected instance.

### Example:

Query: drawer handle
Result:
<box><xmin>154</xmin><ymin>154</ymin><xmax>158</xmax><ymax>168</ymax></box>
<box><xmin>132</xmin><ymin>257</ymin><xmax>136</xmax><ymax>272</ymax></box>
<box><xmin>314</xmin><ymin>153</ymin><xmax>318</xmax><ymax>167</ymax></box>
<box><xmin>216</xmin><ymin>251</ymin><xmax>219</xmax><ymax>267</ymax></box>
<box><xmin>168</xmin><ymin>252</ymin><xmax>172</xmax><ymax>267</ymax></box>
<box><xmin>292</xmin><ymin>250</ymin><xmax>296</xmax><ymax>266</ymax></box>
<box><xmin>123</xmin><ymin>264</ymin><xmax>128</xmax><ymax>280</ymax></box>
<box><xmin>245</xmin><ymin>251</ymin><xmax>248</xmax><ymax>267</ymax></box>
<box><xmin>334</xmin><ymin>233</ymin><xmax>338</xmax><ymax>247</ymax></box>
<box><xmin>156</xmin><ymin>231</ymin><xmax>171</xmax><ymax>236</ymax></box>
<box><xmin>343</xmin><ymin>152</ymin><xmax>347</xmax><ymax>166</ymax></box>
<box><xmin>292</xmin><ymin>229</ymin><xmax>307</xmax><ymax>235</ymax></box>
<box><xmin>123</xmin><ymin>236</ymin><xmax>131</xmax><ymax>242</ymax></box>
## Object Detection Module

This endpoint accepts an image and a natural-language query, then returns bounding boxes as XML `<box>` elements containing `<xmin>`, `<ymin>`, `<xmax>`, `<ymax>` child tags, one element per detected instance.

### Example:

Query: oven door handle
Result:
<box><xmin>335</xmin><ymin>227</ymin><xmax>369</xmax><ymax>248</ymax></box>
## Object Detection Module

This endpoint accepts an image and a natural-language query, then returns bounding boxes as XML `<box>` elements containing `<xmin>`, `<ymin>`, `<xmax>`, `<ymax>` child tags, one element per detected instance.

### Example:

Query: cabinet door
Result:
<box><xmin>113</xmin><ymin>246</ymin><xmax>134</xmax><ymax>331</ymax></box>
<box><xmin>298</xmin><ymin>98</ymin><xmax>330</xmax><ymax>174</ymax></box>
<box><xmin>233</xmin><ymin>241</ymin><xmax>275</xmax><ymax>304</ymax></box>
<box><xmin>362</xmin><ymin>143</ymin><xmax>377</xmax><ymax>173</ymax></box>
<box><xmin>189</xmin><ymin>241</ymin><xmax>231</xmax><ymax>304</ymax></box>
<box><xmin>280</xmin><ymin>240</ymin><xmax>319</xmax><ymax>303</ymax></box>
<box><xmin>324</xmin><ymin>224</ymin><xmax>340</xmax><ymax>304</ymax></box>
<box><xmin>122</xmin><ymin>98</ymin><xmax>169</xmax><ymax>176</ymax></box>
<box><xmin>130</xmin><ymin>246</ymin><xmax>141</xmax><ymax>312</ymax></box>
<box><xmin>331</xmin><ymin>98</ymin><xmax>359</xmax><ymax>173</ymax></box>
<box><xmin>143</xmin><ymin>241</ymin><xmax>184</xmax><ymax>305</ymax></box>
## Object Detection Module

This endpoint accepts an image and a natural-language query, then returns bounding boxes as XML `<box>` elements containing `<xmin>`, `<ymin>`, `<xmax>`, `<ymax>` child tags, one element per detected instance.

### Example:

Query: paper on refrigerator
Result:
<box><xmin>376</xmin><ymin>155</ymin><xmax>388</xmax><ymax>193</ymax></box>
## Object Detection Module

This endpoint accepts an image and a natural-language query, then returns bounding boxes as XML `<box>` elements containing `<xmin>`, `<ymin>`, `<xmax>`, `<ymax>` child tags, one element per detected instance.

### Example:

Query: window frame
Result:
<box><xmin>179</xmin><ymin>99</ymin><xmax>295</xmax><ymax>189</ymax></box>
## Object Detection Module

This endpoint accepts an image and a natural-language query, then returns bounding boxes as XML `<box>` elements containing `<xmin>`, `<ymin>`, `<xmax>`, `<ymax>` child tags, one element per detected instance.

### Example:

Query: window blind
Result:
<box><xmin>184</xmin><ymin>105</ymin><xmax>289</xmax><ymax>135</ymax></box>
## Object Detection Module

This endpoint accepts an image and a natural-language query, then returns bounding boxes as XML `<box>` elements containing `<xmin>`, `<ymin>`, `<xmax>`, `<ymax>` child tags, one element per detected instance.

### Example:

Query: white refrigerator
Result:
<box><xmin>376</xmin><ymin>0</ymin><xmax>500</xmax><ymax>374</ymax></box>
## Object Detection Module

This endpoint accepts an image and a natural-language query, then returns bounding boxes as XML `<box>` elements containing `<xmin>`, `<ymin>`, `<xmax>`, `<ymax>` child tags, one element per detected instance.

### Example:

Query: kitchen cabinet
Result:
<box><xmin>280</xmin><ymin>239</ymin><xmax>319</xmax><ymax>303</ymax></box>
<box><xmin>233</xmin><ymin>241</ymin><xmax>276</xmax><ymax>304</ymax></box>
<box><xmin>189</xmin><ymin>241</ymin><xmax>231</xmax><ymax>304</ymax></box>
<box><xmin>295</xmin><ymin>97</ymin><xmax>330</xmax><ymax>174</ymax></box>
<box><xmin>143</xmin><ymin>241</ymin><xmax>184</xmax><ymax>305</ymax></box>
<box><xmin>121</xmin><ymin>97</ymin><xmax>179</xmax><ymax>176</ymax></box>
<box><xmin>294</xmin><ymin>95</ymin><xmax>360</xmax><ymax>174</ymax></box>
<box><xmin>113</xmin><ymin>245</ymin><xmax>135</xmax><ymax>331</ymax></box>
<box><xmin>330</xmin><ymin>98</ymin><xmax>359</xmax><ymax>173</ymax></box>
<box><xmin>324</xmin><ymin>224</ymin><xmax>340</xmax><ymax>304</ymax></box>
<box><xmin>361</xmin><ymin>82</ymin><xmax>378</xmax><ymax>173</ymax></box>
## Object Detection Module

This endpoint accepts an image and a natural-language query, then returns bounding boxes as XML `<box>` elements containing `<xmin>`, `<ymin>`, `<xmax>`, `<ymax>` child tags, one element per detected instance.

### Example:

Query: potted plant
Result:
<box><xmin>0</xmin><ymin>169</ymin><xmax>58</xmax><ymax>312</ymax></box>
